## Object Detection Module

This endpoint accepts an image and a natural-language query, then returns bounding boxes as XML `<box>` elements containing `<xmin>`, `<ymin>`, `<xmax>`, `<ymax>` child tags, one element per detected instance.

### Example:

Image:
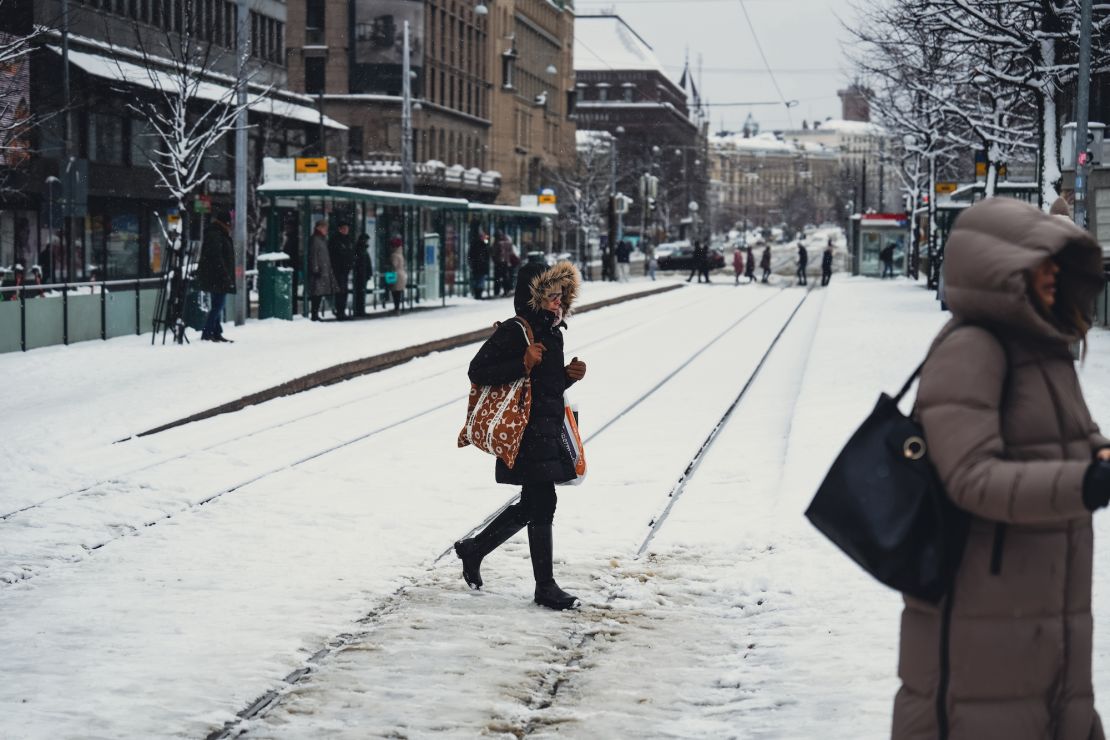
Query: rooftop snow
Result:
<box><xmin>815</xmin><ymin>118</ymin><xmax>887</xmax><ymax>136</ymax></box>
<box><xmin>574</xmin><ymin>15</ymin><xmax>664</xmax><ymax>74</ymax></box>
<box><xmin>712</xmin><ymin>132</ymin><xmax>797</xmax><ymax>153</ymax></box>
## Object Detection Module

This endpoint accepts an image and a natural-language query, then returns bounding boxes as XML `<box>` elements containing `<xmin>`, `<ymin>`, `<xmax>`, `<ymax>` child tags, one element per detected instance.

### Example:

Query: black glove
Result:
<box><xmin>1082</xmin><ymin>461</ymin><xmax>1110</xmax><ymax>511</ymax></box>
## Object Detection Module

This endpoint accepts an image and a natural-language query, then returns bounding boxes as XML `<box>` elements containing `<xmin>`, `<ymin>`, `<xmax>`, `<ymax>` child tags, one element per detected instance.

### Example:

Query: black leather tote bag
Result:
<box><xmin>804</xmin><ymin>364</ymin><xmax>969</xmax><ymax>603</ymax></box>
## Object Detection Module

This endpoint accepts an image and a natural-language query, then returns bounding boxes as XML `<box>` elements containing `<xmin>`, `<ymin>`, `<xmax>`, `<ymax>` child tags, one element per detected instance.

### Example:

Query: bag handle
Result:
<box><xmin>514</xmin><ymin>315</ymin><xmax>534</xmax><ymax>346</ymax></box>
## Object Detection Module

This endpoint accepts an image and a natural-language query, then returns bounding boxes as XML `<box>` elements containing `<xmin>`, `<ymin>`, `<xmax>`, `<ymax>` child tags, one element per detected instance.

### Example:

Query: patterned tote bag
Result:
<box><xmin>457</xmin><ymin>317</ymin><xmax>534</xmax><ymax>468</ymax></box>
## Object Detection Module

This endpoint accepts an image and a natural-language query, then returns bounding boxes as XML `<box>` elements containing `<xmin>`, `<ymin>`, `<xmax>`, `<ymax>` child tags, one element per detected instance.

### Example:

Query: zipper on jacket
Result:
<box><xmin>937</xmin><ymin>592</ymin><xmax>955</xmax><ymax>740</ymax></box>
<box><xmin>989</xmin><ymin>523</ymin><xmax>1007</xmax><ymax>575</ymax></box>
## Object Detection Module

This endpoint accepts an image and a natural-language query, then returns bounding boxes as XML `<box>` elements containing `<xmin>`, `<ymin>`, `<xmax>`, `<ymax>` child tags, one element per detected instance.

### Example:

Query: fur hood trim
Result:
<box><xmin>527</xmin><ymin>261</ymin><xmax>581</xmax><ymax>315</ymax></box>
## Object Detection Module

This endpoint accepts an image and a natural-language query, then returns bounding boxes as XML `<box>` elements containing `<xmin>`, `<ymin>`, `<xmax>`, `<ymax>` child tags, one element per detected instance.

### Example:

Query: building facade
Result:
<box><xmin>0</xmin><ymin>0</ymin><xmax>340</xmax><ymax>282</ymax></box>
<box><xmin>285</xmin><ymin>0</ymin><xmax>503</xmax><ymax>200</ymax></box>
<box><xmin>709</xmin><ymin>130</ymin><xmax>840</xmax><ymax>231</ymax></box>
<box><xmin>573</xmin><ymin>14</ymin><xmax>706</xmax><ymax>243</ymax></box>
<box><xmin>485</xmin><ymin>0</ymin><xmax>575</xmax><ymax>206</ymax></box>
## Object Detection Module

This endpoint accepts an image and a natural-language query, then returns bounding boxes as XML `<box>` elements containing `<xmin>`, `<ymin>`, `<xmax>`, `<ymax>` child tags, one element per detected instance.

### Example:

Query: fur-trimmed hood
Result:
<box><xmin>513</xmin><ymin>261</ymin><xmax>581</xmax><ymax>318</ymax></box>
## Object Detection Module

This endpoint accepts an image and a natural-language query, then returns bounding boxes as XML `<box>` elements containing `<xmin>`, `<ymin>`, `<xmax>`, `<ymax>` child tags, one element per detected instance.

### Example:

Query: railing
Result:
<box><xmin>0</xmin><ymin>277</ymin><xmax>163</xmax><ymax>353</ymax></box>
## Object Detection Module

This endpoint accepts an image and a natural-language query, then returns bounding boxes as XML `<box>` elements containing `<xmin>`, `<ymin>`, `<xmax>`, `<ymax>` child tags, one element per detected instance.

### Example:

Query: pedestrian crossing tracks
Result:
<box><xmin>205</xmin><ymin>283</ymin><xmax>821</xmax><ymax>739</ymax></box>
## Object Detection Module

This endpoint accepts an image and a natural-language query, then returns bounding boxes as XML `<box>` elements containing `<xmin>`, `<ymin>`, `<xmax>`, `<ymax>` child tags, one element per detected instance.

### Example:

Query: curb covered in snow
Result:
<box><xmin>127</xmin><ymin>283</ymin><xmax>683</xmax><ymax>440</ymax></box>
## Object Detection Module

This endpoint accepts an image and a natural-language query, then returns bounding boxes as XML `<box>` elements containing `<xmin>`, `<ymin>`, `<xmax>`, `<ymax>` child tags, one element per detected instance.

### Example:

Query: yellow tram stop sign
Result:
<box><xmin>295</xmin><ymin>157</ymin><xmax>328</xmax><ymax>175</ymax></box>
<box><xmin>935</xmin><ymin>182</ymin><xmax>958</xmax><ymax>195</ymax></box>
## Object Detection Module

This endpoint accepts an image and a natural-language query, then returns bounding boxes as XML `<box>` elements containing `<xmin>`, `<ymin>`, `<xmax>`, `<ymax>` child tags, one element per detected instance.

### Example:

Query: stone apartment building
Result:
<box><xmin>485</xmin><ymin>0</ymin><xmax>575</xmax><ymax>205</ymax></box>
<box><xmin>573</xmin><ymin>13</ymin><xmax>706</xmax><ymax>242</ymax></box>
<box><xmin>284</xmin><ymin>0</ymin><xmax>575</xmax><ymax>204</ymax></box>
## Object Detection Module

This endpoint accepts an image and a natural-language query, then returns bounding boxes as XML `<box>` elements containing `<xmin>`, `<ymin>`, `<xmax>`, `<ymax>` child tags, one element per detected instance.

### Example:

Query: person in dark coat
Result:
<box><xmin>616</xmin><ymin>239</ymin><xmax>632</xmax><ymax>282</ymax></box>
<box><xmin>352</xmin><ymin>231</ymin><xmax>372</xmax><ymax>317</ymax></box>
<box><xmin>699</xmin><ymin>242</ymin><xmax>712</xmax><ymax>283</ymax></box>
<box><xmin>745</xmin><ymin>246</ymin><xmax>756</xmax><ymax>283</ymax></box>
<box><xmin>469</xmin><ymin>225</ymin><xmax>491</xmax><ymax>300</ymax></box>
<box><xmin>454</xmin><ymin>261</ymin><xmax>588</xmax><ymax>611</ymax></box>
<box><xmin>760</xmin><ymin>244</ymin><xmax>772</xmax><ymax>283</ymax></box>
<box><xmin>821</xmin><ymin>240</ymin><xmax>834</xmax><ymax>286</ymax></box>
<box><xmin>309</xmin><ymin>220</ymin><xmax>340</xmax><ymax>321</ymax></box>
<box><xmin>195</xmin><ymin>210</ymin><xmax>236</xmax><ymax>342</ymax></box>
<box><xmin>795</xmin><ymin>241</ymin><xmax>808</xmax><ymax>286</ymax></box>
<box><xmin>881</xmin><ymin>243</ymin><xmax>896</xmax><ymax>278</ymax></box>
<box><xmin>329</xmin><ymin>222</ymin><xmax>356</xmax><ymax>320</ymax></box>
<box><xmin>687</xmin><ymin>241</ymin><xmax>706</xmax><ymax>283</ymax></box>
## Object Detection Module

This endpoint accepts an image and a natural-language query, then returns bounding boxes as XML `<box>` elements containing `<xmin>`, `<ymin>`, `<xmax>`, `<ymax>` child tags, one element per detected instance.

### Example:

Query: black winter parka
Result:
<box><xmin>468</xmin><ymin>262</ymin><xmax>581</xmax><ymax>485</ymax></box>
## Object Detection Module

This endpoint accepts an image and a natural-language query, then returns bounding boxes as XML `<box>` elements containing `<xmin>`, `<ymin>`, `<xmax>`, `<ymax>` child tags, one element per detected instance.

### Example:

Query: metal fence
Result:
<box><xmin>0</xmin><ymin>278</ymin><xmax>163</xmax><ymax>353</ymax></box>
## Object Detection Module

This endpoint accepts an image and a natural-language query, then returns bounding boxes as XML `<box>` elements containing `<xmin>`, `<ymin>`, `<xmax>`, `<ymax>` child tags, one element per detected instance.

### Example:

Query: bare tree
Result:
<box><xmin>546</xmin><ymin>132</ymin><xmax>613</xmax><ymax>268</ymax></box>
<box><xmin>0</xmin><ymin>5</ymin><xmax>42</xmax><ymax>193</ymax></box>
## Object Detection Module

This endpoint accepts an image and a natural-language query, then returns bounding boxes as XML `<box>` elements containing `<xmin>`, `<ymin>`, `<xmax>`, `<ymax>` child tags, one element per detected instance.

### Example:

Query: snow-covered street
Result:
<box><xmin>5</xmin><ymin>276</ymin><xmax>1110</xmax><ymax>739</ymax></box>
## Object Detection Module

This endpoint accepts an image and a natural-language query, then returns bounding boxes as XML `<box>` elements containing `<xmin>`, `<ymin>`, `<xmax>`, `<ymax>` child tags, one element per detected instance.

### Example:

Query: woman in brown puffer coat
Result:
<box><xmin>893</xmin><ymin>197</ymin><xmax>1110</xmax><ymax>740</ymax></box>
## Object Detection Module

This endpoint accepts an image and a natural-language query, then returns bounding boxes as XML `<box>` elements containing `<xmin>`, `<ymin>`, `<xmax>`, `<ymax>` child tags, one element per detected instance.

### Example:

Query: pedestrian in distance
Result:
<box><xmin>491</xmin><ymin>230</ymin><xmax>508</xmax><ymax>298</ymax></box>
<box><xmin>881</xmin><ymin>243</ymin><xmax>896</xmax><ymax>278</ymax></box>
<box><xmin>195</xmin><ymin>210</ymin><xmax>236</xmax><ymax>342</ymax></box>
<box><xmin>329</xmin><ymin>222</ymin><xmax>355</xmax><ymax>320</ymax></box>
<box><xmin>795</xmin><ymin>240</ymin><xmax>808</xmax><ymax>286</ymax></box>
<box><xmin>469</xmin><ymin>225</ymin><xmax>491</xmax><ymax>300</ymax></box>
<box><xmin>699</xmin><ymin>242</ymin><xmax>712</xmax><ymax>283</ymax></box>
<box><xmin>494</xmin><ymin>230</ymin><xmax>516</xmax><ymax>297</ymax></box>
<box><xmin>821</xmin><ymin>239</ymin><xmax>834</xmax><ymax>287</ymax></box>
<box><xmin>745</xmin><ymin>245</ymin><xmax>756</xmax><ymax>284</ymax></box>
<box><xmin>892</xmin><ymin>197</ymin><xmax>1110</xmax><ymax>740</ymax></box>
<box><xmin>647</xmin><ymin>252</ymin><xmax>658</xmax><ymax>281</ymax></box>
<box><xmin>686</xmin><ymin>241</ymin><xmax>703</xmax><ymax>283</ymax></box>
<box><xmin>308</xmin><ymin>219</ymin><xmax>340</xmax><ymax>322</ymax></box>
<box><xmin>760</xmin><ymin>244</ymin><xmax>772</xmax><ymax>284</ymax></box>
<box><xmin>616</xmin><ymin>239</ymin><xmax>632</xmax><ymax>282</ymax></box>
<box><xmin>387</xmin><ymin>236</ymin><xmax>407</xmax><ymax>315</ymax></box>
<box><xmin>733</xmin><ymin>247</ymin><xmax>744</xmax><ymax>285</ymax></box>
<box><xmin>454</xmin><ymin>261</ymin><xmax>587</xmax><ymax>611</ymax></box>
<box><xmin>352</xmin><ymin>231</ymin><xmax>372</xmax><ymax>317</ymax></box>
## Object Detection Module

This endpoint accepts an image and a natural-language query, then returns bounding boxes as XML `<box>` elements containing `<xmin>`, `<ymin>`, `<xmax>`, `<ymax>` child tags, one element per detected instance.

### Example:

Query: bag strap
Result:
<box><xmin>902</xmin><ymin>321</ymin><xmax>1011</xmax><ymax>411</ymax></box>
<box><xmin>514</xmin><ymin>315</ymin><xmax>534</xmax><ymax>345</ymax></box>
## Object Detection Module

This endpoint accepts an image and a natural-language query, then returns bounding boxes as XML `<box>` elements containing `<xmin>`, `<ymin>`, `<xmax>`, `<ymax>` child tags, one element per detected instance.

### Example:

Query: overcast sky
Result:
<box><xmin>573</xmin><ymin>0</ymin><xmax>865</xmax><ymax>133</ymax></box>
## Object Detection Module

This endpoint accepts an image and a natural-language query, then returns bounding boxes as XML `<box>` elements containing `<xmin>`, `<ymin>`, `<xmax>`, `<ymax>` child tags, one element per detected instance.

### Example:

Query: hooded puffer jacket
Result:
<box><xmin>467</xmin><ymin>261</ymin><xmax>581</xmax><ymax>485</ymax></box>
<box><xmin>893</xmin><ymin>198</ymin><xmax>1109</xmax><ymax>740</ymax></box>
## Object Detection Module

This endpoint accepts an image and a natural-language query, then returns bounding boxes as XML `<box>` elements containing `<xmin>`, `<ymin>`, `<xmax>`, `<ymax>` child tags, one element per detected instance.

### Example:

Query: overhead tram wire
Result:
<box><xmin>735</xmin><ymin>0</ymin><xmax>796</xmax><ymax>127</ymax></box>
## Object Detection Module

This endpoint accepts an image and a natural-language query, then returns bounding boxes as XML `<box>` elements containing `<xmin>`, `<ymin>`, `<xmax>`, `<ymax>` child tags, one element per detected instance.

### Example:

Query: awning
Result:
<box><xmin>48</xmin><ymin>46</ymin><xmax>347</xmax><ymax>130</ymax></box>
<box><xmin>468</xmin><ymin>203</ymin><xmax>558</xmax><ymax>218</ymax></box>
<box><xmin>257</xmin><ymin>182</ymin><xmax>470</xmax><ymax>210</ymax></box>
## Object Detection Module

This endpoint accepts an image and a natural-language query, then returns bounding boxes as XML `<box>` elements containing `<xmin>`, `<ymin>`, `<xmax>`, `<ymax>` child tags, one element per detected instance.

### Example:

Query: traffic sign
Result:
<box><xmin>935</xmin><ymin>182</ymin><xmax>957</xmax><ymax>195</ymax></box>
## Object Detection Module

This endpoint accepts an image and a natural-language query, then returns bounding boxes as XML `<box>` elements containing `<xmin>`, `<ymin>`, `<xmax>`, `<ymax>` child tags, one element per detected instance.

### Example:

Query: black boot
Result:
<box><xmin>453</xmin><ymin>503</ymin><xmax>527</xmax><ymax>590</ymax></box>
<box><xmin>528</xmin><ymin>523</ymin><xmax>579</xmax><ymax>610</ymax></box>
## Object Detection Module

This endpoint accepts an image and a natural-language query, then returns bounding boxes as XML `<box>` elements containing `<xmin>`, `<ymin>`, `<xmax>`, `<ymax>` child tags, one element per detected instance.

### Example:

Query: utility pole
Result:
<box><xmin>401</xmin><ymin>20</ymin><xmax>414</xmax><ymax>194</ymax></box>
<box><xmin>61</xmin><ymin>0</ymin><xmax>71</xmax><ymax>286</ymax></box>
<box><xmin>233</xmin><ymin>0</ymin><xmax>249</xmax><ymax>325</ymax></box>
<box><xmin>1075</xmin><ymin>0</ymin><xmax>1093</xmax><ymax>229</ymax></box>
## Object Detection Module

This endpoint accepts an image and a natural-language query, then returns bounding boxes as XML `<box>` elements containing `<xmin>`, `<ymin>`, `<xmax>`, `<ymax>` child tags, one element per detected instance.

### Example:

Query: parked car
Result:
<box><xmin>656</xmin><ymin>245</ymin><xmax>725</xmax><ymax>271</ymax></box>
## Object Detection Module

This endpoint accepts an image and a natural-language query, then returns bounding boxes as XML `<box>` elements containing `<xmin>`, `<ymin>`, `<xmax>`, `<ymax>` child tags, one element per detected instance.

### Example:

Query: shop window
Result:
<box><xmin>129</xmin><ymin>118</ymin><xmax>157</xmax><ymax>169</ymax></box>
<box><xmin>107</xmin><ymin>213</ymin><xmax>141</xmax><ymax>278</ymax></box>
<box><xmin>88</xmin><ymin>113</ymin><xmax>124</xmax><ymax>165</ymax></box>
<box><xmin>348</xmin><ymin>126</ymin><xmax>364</xmax><ymax>160</ymax></box>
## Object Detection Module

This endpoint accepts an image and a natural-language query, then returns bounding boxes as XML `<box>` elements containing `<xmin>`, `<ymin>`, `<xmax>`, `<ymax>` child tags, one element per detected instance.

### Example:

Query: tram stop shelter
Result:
<box><xmin>849</xmin><ymin>212</ymin><xmax>911</xmax><ymax>277</ymax></box>
<box><xmin>257</xmin><ymin>182</ymin><xmax>469</xmax><ymax>316</ymax></box>
<box><xmin>461</xmin><ymin>202</ymin><xmax>558</xmax><ymax>295</ymax></box>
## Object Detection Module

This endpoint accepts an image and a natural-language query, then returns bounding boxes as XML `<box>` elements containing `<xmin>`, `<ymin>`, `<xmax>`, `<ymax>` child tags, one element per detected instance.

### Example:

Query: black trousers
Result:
<box><xmin>519</xmin><ymin>480</ymin><xmax>557</xmax><ymax>525</ymax></box>
<box><xmin>822</xmin><ymin>271</ymin><xmax>831</xmax><ymax>286</ymax></box>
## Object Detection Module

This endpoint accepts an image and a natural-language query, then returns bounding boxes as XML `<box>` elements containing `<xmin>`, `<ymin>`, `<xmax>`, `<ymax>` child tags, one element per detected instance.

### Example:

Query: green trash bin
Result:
<box><xmin>258</xmin><ymin>252</ymin><xmax>293</xmax><ymax>320</ymax></box>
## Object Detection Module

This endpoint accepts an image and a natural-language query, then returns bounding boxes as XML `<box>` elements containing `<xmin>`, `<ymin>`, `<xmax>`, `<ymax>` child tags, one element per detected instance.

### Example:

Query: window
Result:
<box><xmin>348</xmin><ymin>126</ymin><xmax>364</xmax><ymax>160</ymax></box>
<box><xmin>622</xmin><ymin>85</ymin><xmax>634</xmax><ymax>103</ymax></box>
<box><xmin>129</xmin><ymin>118</ymin><xmax>157</xmax><ymax>169</ymax></box>
<box><xmin>88</xmin><ymin>113</ymin><xmax>124</xmax><ymax>164</ymax></box>
<box><xmin>305</xmin><ymin>57</ymin><xmax>325</xmax><ymax>94</ymax></box>
<box><xmin>306</xmin><ymin>0</ymin><xmax>325</xmax><ymax>31</ymax></box>
<box><xmin>501</xmin><ymin>50</ymin><xmax>516</xmax><ymax>90</ymax></box>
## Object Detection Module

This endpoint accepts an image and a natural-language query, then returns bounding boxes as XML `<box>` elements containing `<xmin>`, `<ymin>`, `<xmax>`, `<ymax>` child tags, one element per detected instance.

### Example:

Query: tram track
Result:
<box><xmin>0</xmin><ymin>288</ymin><xmax>732</xmax><ymax>586</ymax></box>
<box><xmin>206</xmin><ymin>285</ymin><xmax>812</xmax><ymax>740</ymax></box>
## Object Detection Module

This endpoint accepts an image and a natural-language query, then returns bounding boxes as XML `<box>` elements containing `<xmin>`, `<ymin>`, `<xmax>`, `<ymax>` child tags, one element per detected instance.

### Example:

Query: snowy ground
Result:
<box><xmin>4</xmin><ymin>275</ymin><xmax>1110</xmax><ymax>738</ymax></box>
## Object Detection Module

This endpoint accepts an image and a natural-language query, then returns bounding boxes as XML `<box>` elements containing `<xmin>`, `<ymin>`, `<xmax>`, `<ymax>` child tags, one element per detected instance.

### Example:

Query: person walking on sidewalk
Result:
<box><xmin>733</xmin><ymin>247</ymin><xmax>744</xmax><ymax>285</ymax></box>
<box><xmin>309</xmin><ymin>219</ymin><xmax>340</xmax><ymax>321</ymax></box>
<box><xmin>795</xmin><ymin>240</ymin><xmax>808</xmax><ymax>286</ymax></box>
<box><xmin>195</xmin><ymin>210</ymin><xmax>236</xmax><ymax>342</ymax></box>
<box><xmin>745</xmin><ymin>245</ymin><xmax>756</xmax><ymax>284</ymax></box>
<box><xmin>387</xmin><ymin>236</ymin><xmax>407</xmax><ymax>314</ymax></box>
<box><xmin>880</xmin><ymin>243</ymin><xmax>895</xmax><ymax>278</ymax></box>
<box><xmin>469</xmin><ymin>226</ymin><xmax>491</xmax><ymax>300</ymax></box>
<box><xmin>760</xmin><ymin>244</ymin><xmax>772</xmax><ymax>283</ymax></box>
<box><xmin>454</xmin><ymin>261</ymin><xmax>588</xmax><ymax>611</ymax></box>
<box><xmin>329</xmin><ymin>222</ymin><xmax>355</xmax><ymax>320</ymax></box>
<box><xmin>821</xmin><ymin>240</ymin><xmax>834</xmax><ymax>286</ymax></box>
<box><xmin>892</xmin><ymin>197</ymin><xmax>1110</xmax><ymax>740</ymax></box>
<box><xmin>616</xmin><ymin>239</ymin><xmax>632</xmax><ymax>282</ymax></box>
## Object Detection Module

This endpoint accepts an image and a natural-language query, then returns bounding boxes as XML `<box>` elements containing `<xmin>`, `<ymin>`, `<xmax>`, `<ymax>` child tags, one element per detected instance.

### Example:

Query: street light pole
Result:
<box><xmin>401</xmin><ymin>21</ymin><xmax>414</xmax><ymax>194</ymax></box>
<box><xmin>233</xmin><ymin>0</ymin><xmax>249</xmax><ymax>326</ymax></box>
<box><xmin>1075</xmin><ymin>0</ymin><xmax>1093</xmax><ymax>229</ymax></box>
